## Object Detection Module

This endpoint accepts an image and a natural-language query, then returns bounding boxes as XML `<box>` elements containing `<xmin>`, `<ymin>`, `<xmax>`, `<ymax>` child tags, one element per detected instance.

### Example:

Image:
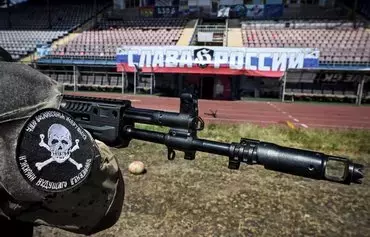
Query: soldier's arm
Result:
<box><xmin>0</xmin><ymin>57</ymin><xmax>125</xmax><ymax>235</ymax></box>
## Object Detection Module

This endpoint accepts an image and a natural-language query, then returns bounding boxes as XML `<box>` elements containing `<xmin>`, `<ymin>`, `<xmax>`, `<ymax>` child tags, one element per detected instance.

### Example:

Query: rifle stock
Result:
<box><xmin>60</xmin><ymin>93</ymin><xmax>364</xmax><ymax>185</ymax></box>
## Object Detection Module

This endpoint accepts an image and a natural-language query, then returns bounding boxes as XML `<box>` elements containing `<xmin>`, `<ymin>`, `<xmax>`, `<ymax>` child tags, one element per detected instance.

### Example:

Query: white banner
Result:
<box><xmin>218</xmin><ymin>6</ymin><xmax>230</xmax><ymax>17</ymax></box>
<box><xmin>198</xmin><ymin>32</ymin><xmax>214</xmax><ymax>42</ymax></box>
<box><xmin>116</xmin><ymin>46</ymin><xmax>320</xmax><ymax>77</ymax></box>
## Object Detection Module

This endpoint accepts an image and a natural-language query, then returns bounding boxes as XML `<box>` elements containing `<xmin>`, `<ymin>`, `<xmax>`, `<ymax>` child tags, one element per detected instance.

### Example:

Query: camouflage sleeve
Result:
<box><xmin>5</xmin><ymin>131</ymin><xmax>125</xmax><ymax>235</ymax></box>
<box><xmin>0</xmin><ymin>61</ymin><xmax>124</xmax><ymax>235</ymax></box>
<box><xmin>87</xmin><ymin>139</ymin><xmax>125</xmax><ymax>234</ymax></box>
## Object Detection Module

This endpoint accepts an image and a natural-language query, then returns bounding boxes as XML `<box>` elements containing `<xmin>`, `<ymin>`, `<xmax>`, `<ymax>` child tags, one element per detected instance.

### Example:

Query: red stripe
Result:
<box><xmin>116</xmin><ymin>64</ymin><xmax>284</xmax><ymax>78</ymax></box>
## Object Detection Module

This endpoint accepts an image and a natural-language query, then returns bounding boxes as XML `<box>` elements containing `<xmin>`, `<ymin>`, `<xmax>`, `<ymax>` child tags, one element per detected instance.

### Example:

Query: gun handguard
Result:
<box><xmin>60</xmin><ymin>93</ymin><xmax>364</xmax><ymax>185</ymax></box>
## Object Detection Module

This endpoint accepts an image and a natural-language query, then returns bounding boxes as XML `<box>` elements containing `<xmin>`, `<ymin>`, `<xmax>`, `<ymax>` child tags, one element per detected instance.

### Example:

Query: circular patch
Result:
<box><xmin>16</xmin><ymin>108</ymin><xmax>97</xmax><ymax>193</ymax></box>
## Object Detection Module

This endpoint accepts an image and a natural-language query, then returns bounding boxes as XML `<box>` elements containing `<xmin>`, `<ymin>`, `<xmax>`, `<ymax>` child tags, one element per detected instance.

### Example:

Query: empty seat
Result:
<box><xmin>87</xmin><ymin>75</ymin><xmax>95</xmax><ymax>85</ymax></box>
<box><xmin>0</xmin><ymin>1</ymin><xmax>109</xmax><ymax>60</ymax></box>
<box><xmin>241</xmin><ymin>20</ymin><xmax>370</xmax><ymax>65</ymax></box>
<box><xmin>110</xmin><ymin>76</ymin><xmax>118</xmax><ymax>86</ymax></box>
<box><xmin>47</xmin><ymin>18</ymin><xmax>187</xmax><ymax>59</ymax></box>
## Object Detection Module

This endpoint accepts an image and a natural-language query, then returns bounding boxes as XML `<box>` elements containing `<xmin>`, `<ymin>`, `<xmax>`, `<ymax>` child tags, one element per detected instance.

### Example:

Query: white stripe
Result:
<box><xmin>293</xmin><ymin>118</ymin><xmax>299</xmax><ymax>122</ymax></box>
<box><xmin>301</xmin><ymin>124</ymin><xmax>308</xmax><ymax>128</ymax></box>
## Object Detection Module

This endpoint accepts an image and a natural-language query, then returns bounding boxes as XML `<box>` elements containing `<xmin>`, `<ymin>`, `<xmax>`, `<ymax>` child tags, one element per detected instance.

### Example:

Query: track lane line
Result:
<box><xmin>267</xmin><ymin>102</ymin><xmax>309</xmax><ymax>128</ymax></box>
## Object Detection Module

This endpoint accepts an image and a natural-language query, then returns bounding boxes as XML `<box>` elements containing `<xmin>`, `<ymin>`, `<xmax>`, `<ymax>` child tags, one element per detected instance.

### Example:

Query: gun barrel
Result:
<box><xmin>124</xmin><ymin>126</ymin><xmax>231</xmax><ymax>156</ymax></box>
<box><xmin>256</xmin><ymin>143</ymin><xmax>364</xmax><ymax>184</ymax></box>
<box><xmin>124</xmin><ymin>126</ymin><xmax>364</xmax><ymax>185</ymax></box>
<box><xmin>124</xmin><ymin>107</ymin><xmax>197</xmax><ymax>130</ymax></box>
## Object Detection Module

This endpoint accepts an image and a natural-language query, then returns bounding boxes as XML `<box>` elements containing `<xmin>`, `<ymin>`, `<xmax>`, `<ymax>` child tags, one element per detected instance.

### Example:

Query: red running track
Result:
<box><xmin>65</xmin><ymin>92</ymin><xmax>370</xmax><ymax>130</ymax></box>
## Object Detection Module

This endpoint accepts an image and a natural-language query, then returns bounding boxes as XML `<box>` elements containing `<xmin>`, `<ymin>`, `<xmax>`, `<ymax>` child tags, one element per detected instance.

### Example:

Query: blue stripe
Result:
<box><xmin>264</xmin><ymin>57</ymin><xmax>273</xmax><ymax>67</ymax></box>
<box><xmin>116</xmin><ymin>55</ymin><xmax>140</xmax><ymax>63</ymax></box>
<box><xmin>251</xmin><ymin>57</ymin><xmax>259</xmax><ymax>67</ymax></box>
<box><xmin>303</xmin><ymin>58</ymin><xmax>319</xmax><ymax>67</ymax></box>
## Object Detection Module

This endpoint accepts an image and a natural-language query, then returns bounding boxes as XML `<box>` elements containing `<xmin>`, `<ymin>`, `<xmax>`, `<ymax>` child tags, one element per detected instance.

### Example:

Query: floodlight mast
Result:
<box><xmin>60</xmin><ymin>93</ymin><xmax>364</xmax><ymax>185</ymax></box>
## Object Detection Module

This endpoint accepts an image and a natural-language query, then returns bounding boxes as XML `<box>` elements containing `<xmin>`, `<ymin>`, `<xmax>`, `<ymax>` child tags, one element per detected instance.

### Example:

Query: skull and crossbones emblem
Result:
<box><xmin>36</xmin><ymin>124</ymin><xmax>82</xmax><ymax>171</ymax></box>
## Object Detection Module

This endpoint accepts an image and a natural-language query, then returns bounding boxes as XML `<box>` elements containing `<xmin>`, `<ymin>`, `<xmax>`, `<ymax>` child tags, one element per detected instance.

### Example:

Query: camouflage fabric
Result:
<box><xmin>0</xmin><ymin>61</ymin><xmax>124</xmax><ymax>234</ymax></box>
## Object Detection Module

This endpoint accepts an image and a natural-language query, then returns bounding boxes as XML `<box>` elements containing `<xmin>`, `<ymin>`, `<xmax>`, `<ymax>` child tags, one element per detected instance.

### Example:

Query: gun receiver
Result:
<box><xmin>60</xmin><ymin>93</ymin><xmax>364</xmax><ymax>185</ymax></box>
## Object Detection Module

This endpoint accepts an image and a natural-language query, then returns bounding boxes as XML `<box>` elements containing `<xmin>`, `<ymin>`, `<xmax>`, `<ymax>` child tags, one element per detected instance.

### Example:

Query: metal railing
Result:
<box><xmin>189</xmin><ymin>18</ymin><xmax>200</xmax><ymax>46</ymax></box>
<box><xmin>224</xmin><ymin>18</ymin><xmax>229</xmax><ymax>46</ymax></box>
<box><xmin>192</xmin><ymin>24</ymin><xmax>227</xmax><ymax>45</ymax></box>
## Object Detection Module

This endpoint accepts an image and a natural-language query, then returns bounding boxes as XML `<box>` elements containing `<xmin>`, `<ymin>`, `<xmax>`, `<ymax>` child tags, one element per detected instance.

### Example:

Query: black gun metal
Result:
<box><xmin>60</xmin><ymin>93</ymin><xmax>364</xmax><ymax>185</ymax></box>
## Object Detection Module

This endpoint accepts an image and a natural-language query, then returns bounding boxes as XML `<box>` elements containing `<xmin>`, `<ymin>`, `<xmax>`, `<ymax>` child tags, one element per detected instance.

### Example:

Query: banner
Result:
<box><xmin>113</xmin><ymin>0</ymin><xmax>125</xmax><ymax>9</ymax></box>
<box><xmin>219</xmin><ymin>4</ymin><xmax>246</xmax><ymax>17</ymax></box>
<box><xmin>36</xmin><ymin>44</ymin><xmax>51</xmax><ymax>57</ymax></box>
<box><xmin>139</xmin><ymin>7</ymin><xmax>155</xmax><ymax>17</ymax></box>
<box><xmin>154</xmin><ymin>6</ymin><xmax>179</xmax><ymax>17</ymax></box>
<box><xmin>116</xmin><ymin>46</ymin><xmax>320</xmax><ymax>77</ymax></box>
<box><xmin>246</xmin><ymin>4</ymin><xmax>264</xmax><ymax>18</ymax></box>
<box><xmin>179</xmin><ymin>0</ymin><xmax>189</xmax><ymax>13</ymax></box>
<box><xmin>218</xmin><ymin>6</ymin><xmax>230</xmax><ymax>17</ymax></box>
<box><xmin>220</xmin><ymin>0</ymin><xmax>243</xmax><ymax>5</ymax></box>
<box><xmin>155</xmin><ymin>0</ymin><xmax>172</xmax><ymax>6</ymax></box>
<box><xmin>264</xmin><ymin>4</ymin><xmax>283</xmax><ymax>18</ymax></box>
<box><xmin>198</xmin><ymin>32</ymin><xmax>214</xmax><ymax>42</ymax></box>
<box><xmin>266</xmin><ymin>0</ymin><xmax>282</xmax><ymax>3</ymax></box>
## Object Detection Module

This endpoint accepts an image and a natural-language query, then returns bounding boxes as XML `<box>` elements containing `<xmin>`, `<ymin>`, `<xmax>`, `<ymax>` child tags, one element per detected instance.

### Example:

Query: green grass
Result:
<box><xmin>35</xmin><ymin>124</ymin><xmax>370</xmax><ymax>237</ymax></box>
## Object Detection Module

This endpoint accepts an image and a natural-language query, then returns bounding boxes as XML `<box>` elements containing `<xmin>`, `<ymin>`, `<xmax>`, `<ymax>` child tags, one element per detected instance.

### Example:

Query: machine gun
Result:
<box><xmin>60</xmin><ymin>93</ymin><xmax>364</xmax><ymax>185</ymax></box>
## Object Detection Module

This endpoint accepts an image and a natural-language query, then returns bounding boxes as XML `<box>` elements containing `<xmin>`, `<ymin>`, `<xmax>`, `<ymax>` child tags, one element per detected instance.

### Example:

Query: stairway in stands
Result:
<box><xmin>189</xmin><ymin>18</ymin><xmax>227</xmax><ymax>46</ymax></box>
<box><xmin>226</xmin><ymin>19</ymin><xmax>243</xmax><ymax>47</ymax></box>
<box><xmin>21</xmin><ymin>5</ymin><xmax>110</xmax><ymax>64</ymax></box>
<box><xmin>177</xmin><ymin>19</ymin><xmax>198</xmax><ymax>46</ymax></box>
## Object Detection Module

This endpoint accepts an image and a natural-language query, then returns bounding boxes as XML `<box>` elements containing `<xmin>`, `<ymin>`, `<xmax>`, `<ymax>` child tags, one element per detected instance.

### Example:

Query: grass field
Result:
<box><xmin>34</xmin><ymin>124</ymin><xmax>370</xmax><ymax>237</ymax></box>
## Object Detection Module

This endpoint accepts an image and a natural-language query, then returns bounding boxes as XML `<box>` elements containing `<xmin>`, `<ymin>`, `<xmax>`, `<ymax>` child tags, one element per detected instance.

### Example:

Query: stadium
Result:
<box><xmin>1</xmin><ymin>0</ymin><xmax>370</xmax><ymax>130</ymax></box>
<box><xmin>1</xmin><ymin>0</ymin><xmax>370</xmax><ymax>236</ymax></box>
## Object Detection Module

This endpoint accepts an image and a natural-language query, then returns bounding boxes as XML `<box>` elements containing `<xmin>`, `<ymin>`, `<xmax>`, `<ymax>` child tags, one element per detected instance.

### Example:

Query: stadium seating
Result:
<box><xmin>0</xmin><ymin>1</ymin><xmax>109</xmax><ymax>60</ymax></box>
<box><xmin>241</xmin><ymin>20</ymin><xmax>370</xmax><ymax>64</ymax></box>
<box><xmin>49</xmin><ymin>18</ymin><xmax>187</xmax><ymax>59</ymax></box>
<box><xmin>0</xmin><ymin>30</ymin><xmax>68</xmax><ymax>60</ymax></box>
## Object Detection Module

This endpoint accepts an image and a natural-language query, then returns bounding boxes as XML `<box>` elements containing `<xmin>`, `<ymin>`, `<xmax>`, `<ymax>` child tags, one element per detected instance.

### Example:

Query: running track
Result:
<box><xmin>65</xmin><ymin>92</ymin><xmax>370</xmax><ymax>130</ymax></box>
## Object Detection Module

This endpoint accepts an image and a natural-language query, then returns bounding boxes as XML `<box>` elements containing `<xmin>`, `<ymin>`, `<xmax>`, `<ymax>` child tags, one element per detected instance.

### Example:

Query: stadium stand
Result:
<box><xmin>0</xmin><ymin>0</ymin><xmax>110</xmax><ymax>60</ymax></box>
<box><xmin>48</xmin><ymin>17</ymin><xmax>187</xmax><ymax>59</ymax></box>
<box><xmin>0</xmin><ymin>30</ymin><xmax>68</xmax><ymax>60</ymax></box>
<box><xmin>7</xmin><ymin>0</ymin><xmax>365</xmax><ymax>104</ymax></box>
<box><xmin>241</xmin><ymin>20</ymin><xmax>370</xmax><ymax>65</ymax></box>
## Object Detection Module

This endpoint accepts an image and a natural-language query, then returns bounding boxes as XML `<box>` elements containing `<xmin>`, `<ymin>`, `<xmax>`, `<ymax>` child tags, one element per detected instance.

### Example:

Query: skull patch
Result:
<box><xmin>16</xmin><ymin>108</ymin><xmax>97</xmax><ymax>192</ymax></box>
<box><xmin>37</xmin><ymin>124</ymin><xmax>81</xmax><ymax>171</ymax></box>
<box><xmin>48</xmin><ymin>124</ymin><xmax>72</xmax><ymax>162</ymax></box>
